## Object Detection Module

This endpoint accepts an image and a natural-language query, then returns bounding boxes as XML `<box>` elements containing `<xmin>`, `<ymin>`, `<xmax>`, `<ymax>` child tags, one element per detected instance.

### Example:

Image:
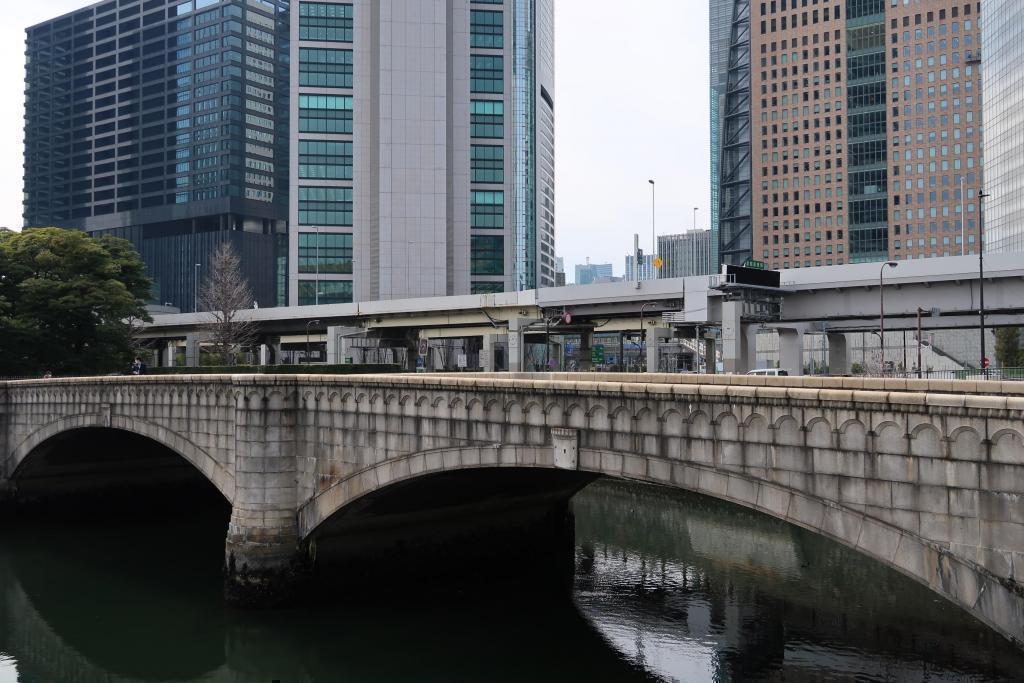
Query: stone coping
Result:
<box><xmin>4</xmin><ymin>373</ymin><xmax>1024</xmax><ymax>414</ymax></box>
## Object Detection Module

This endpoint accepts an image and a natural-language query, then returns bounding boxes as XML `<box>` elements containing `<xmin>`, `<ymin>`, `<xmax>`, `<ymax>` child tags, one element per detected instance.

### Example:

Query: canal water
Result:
<box><xmin>2</xmin><ymin>479</ymin><xmax>1023</xmax><ymax>682</ymax></box>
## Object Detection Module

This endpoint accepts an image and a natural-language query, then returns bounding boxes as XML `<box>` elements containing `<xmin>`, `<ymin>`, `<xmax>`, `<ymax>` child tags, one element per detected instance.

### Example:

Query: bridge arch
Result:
<box><xmin>297</xmin><ymin>443</ymin><xmax>1023</xmax><ymax>648</ymax></box>
<box><xmin>8</xmin><ymin>414</ymin><xmax>235</xmax><ymax>502</ymax></box>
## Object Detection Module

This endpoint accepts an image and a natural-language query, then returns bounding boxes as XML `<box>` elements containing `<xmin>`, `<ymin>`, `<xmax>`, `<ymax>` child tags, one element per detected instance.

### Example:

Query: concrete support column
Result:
<box><xmin>165</xmin><ymin>342</ymin><xmax>177</xmax><ymax>368</ymax></box>
<box><xmin>703</xmin><ymin>334</ymin><xmax>717</xmax><ymax>374</ymax></box>
<box><xmin>185</xmin><ymin>333</ymin><xmax>203</xmax><ymax>368</ymax></box>
<box><xmin>224</xmin><ymin>390</ymin><xmax>305</xmax><ymax>605</ymax></box>
<box><xmin>828</xmin><ymin>332</ymin><xmax>850</xmax><ymax>375</ymax></box>
<box><xmin>577</xmin><ymin>330</ymin><xmax>593</xmax><ymax>372</ymax></box>
<box><xmin>646</xmin><ymin>328</ymin><xmax>672</xmax><ymax>373</ymax></box>
<box><xmin>258</xmin><ymin>344</ymin><xmax>269</xmax><ymax>366</ymax></box>
<box><xmin>778</xmin><ymin>328</ymin><xmax>805</xmax><ymax>376</ymax></box>
<box><xmin>722</xmin><ymin>301</ymin><xmax>756</xmax><ymax>374</ymax></box>
<box><xmin>326</xmin><ymin>326</ymin><xmax>362</xmax><ymax>365</ymax></box>
<box><xmin>480</xmin><ymin>333</ymin><xmax>499</xmax><ymax>372</ymax></box>
<box><xmin>508</xmin><ymin>319</ymin><xmax>536</xmax><ymax>373</ymax></box>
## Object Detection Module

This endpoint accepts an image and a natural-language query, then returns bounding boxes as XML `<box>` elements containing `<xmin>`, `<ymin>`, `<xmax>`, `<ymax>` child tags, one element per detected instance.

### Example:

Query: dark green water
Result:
<box><xmin>2</xmin><ymin>479</ymin><xmax>1023</xmax><ymax>682</ymax></box>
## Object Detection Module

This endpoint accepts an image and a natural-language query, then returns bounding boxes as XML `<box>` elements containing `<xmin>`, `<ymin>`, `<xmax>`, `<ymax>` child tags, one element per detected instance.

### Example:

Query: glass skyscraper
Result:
<box><xmin>982</xmin><ymin>0</ymin><xmax>1024</xmax><ymax>253</ymax></box>
<box><xmin>24</xmin><ymin>0</ymin><xmax>291</xmax><ymax>312</ymax></box>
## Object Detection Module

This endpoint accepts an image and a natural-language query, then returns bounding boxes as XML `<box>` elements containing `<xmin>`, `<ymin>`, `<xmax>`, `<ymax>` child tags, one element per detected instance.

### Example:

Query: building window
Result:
<box><xmin>298</xmin><ymin>232</ymin><xmax>353</xmax><ymax>274</ymax></box>
<box><xmin>470</xmin><ymin>10</ymin><xmax>503</xmax><ymax>49</ymax></box>
<box><xmin>471</xmin><ymin>235</ymin><xmax>504</xmax><ymax>275</ymax></box>
<box><xmin>298</xmin><ymin>140</ymin><xmax>353</xmax><ymax>179</ymax></box>
<box><xmin>298</xmin><ymin>2</ymin><xmax>353</xmax><ymax>43</ymax></box>
<box><xmin>298</xmin><ymin>280</ymin><xmax>353</xmax><ymax>305</ymax></box>
<box><xmin>471</xmin><ymin>281</ymin><xmax>504</xmax><ymax>294</ymax></box>
<box><xmin>471</xmin><ymin>55</ymin><xmax>503</xmax><ymax>93</ymax></box>
<box><xmin>471</xmin><ymin>145</ymin><xmax>504</xmax><ymax>183</ymax></box>
<box><xmin>471</xmin><ymin>191</ymin><xmax>504</xmax><ymax>229</ymax></box>
<box><xmin>471</xmin><ymin>100</ymin><xmax>504</xmax><ymax>138</ymax></box>
<box><xmin>298</xmin><ymin>186</ymin><xmax>353</xmax><ymax>226</ymax></box>
<box><xmin>298</xmin><ymin>48</ymin><xmax>353</xmax><ymax>88</ymax></box>
<box><xmin>298</xmin><ymin>95</ymin><xmax>353</xmax><ymax>133</ymax></box>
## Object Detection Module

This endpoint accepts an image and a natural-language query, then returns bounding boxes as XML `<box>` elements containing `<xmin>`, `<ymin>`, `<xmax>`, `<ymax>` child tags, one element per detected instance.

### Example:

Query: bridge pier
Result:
<box><xmin>224</xmin><ymin>389</ymin><xmax>306</xmax><ymax>606</ymax></box>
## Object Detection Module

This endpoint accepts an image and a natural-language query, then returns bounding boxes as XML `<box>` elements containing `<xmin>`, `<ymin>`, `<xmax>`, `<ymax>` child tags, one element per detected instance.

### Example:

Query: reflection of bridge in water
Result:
<box><xmin>0</xmin><ymin>507</ymin><xmax>654</xmax><ymax>682</ymax></box>
<box><xmin>2</xmin><ymin>373</ymin><xmax>1024</xmax><ymax>647</ymax></box>
<box><xmin>573</xmin><ymin>481</ymin><xmax>1024</xmax><ymax>679</ymax></box>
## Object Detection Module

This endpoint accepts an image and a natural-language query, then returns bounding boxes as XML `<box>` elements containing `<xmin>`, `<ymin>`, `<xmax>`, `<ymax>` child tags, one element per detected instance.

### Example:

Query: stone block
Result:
<box><xmin>672</xmin><ymin>463</ymin><xmax>701</xmax><ymax>490</ymax></box>
<box><xmin>787</xmin><ymin>495</ymin><xmax>826</xmax><ymax>531</ymax></box>
<box><xmin>981</xmin><ymin>520</ymin><xmax>1024</xmax><ymax>553</ymax></box>
<box><xmin>875</xmin><ymin>454</ymin><xmax>917</xmax><ymax>483</ymax></box>
<box><xmin>978</xmin><ymin>491</ymin><xmax>1024</xmax><ymax>524</ymax></box>
<box><xmin>918</xmin><ymin>459</ymin><xmax>979</xmax><ymax>489</ymax></box>
<box><xmin>623</xmin><ymin>453</ymin><xmax>648</xmax><ymax>478</ymax></box>
<box><xmin>698</xmin><ymin>469</ymin><xmax>730</xmax><ymax>498</ymax></box>
<box><xmin>892</xmin><ymin>535</ymin><xmax>934</xmax><ymax>582</ymax></box>
<box><xmin>856</xmin><ymin>518</ymin><xmax>903</xmax><ymax>562</ymax></box>
<box><xmin>809</xmin><ymin>473</ymin><xmax>840</xmax><ymax>502</ymax></box>
<box><xmin>838</xmin><ymin>477</ymin><xmax>866</xmax><ymax>506</ymax></box>
<box><xmin>980</xmin><ymin>464</ymin><xmax>1024</xmax><ymax>494</ymax></box>
<box><xmin>647</xmin><ymin>458</ymin><xmax>671</xmax><ymax>484</ymax></box>
<box><xmin>864</xmin><ymin>480</ymin><xmax>892</xmax><ymax>507</ymax></box>
<box><xmin>892</xmin><ymin>482</ymin><xmax>949</xmax><ymax>514</ymax></box>
<box><xmin>755</xmin><ymin>483</ymin><xmax>791</xmax><ymax>517</ymax></box>
<box><xmin>725</xmin><ymin>475</ymin><xmax>758</xmax><ymax>507</ymax></box>
<box><xmin>600</xmin><ymin>451</ymin><xmax>625</xmax><ymax>475</ymax></box>
<box><xmin>821</xmin><ymin>506</ymin><xmax>862</xmax><ymax>546</ymax></box>
<box><xmin>948</xmin><ymin>489</ymin><xmax>980</xmax><ymax>518</ymax></box>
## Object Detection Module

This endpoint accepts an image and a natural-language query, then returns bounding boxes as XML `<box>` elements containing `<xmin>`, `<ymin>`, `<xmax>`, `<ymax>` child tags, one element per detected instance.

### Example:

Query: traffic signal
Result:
<box><xmin>982</xmin><ymin>357</ymin><xmax>990</xmax><ymax>369</ymax></box>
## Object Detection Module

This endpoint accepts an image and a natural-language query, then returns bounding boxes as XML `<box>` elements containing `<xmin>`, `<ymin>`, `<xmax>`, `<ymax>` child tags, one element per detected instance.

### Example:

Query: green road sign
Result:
<box><xmin>591</xmin><ymin>345</ymin><xmax>605</xmax><ymax>364</ymax></box>
<box><xmin>743</xmin><ymin>258</ymin><xmax>766</xmax><ymax>270</ymax></box>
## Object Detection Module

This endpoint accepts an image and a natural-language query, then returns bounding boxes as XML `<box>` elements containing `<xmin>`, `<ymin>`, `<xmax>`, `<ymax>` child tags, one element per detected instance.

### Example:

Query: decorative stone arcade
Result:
<box><xmin>2</xmin><ymin>373</ymin><xmax>1024</xmax><ymax>646</ymax></box>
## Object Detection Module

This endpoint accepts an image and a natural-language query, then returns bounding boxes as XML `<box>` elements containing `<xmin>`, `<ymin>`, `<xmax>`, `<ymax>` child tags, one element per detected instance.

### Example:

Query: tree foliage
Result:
<box><xmin>994</xmin><ymin>327</ymin><xmax>1022</xmax><ymax>368</ymax></box>
<box><xmin>198</xmin><ymin>242</ymin><xmax>257</xmax><ymax>364</ymax></box>
<box><xmin>0</xmin><ymin>228</ymin><xmax>152</xmax><ymax>376</ymax></box>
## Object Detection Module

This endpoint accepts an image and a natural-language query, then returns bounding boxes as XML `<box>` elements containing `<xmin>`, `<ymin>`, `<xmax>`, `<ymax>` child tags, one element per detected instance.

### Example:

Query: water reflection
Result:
<box><xmin>573</xmin><ymin>480</ymin><xmax>1024</xmax><ymax>681</ymax></box>
<box><xmin>1</xmin><ymin>479</ymin><xmax>1023</xmax><ymax>681</ymax></box>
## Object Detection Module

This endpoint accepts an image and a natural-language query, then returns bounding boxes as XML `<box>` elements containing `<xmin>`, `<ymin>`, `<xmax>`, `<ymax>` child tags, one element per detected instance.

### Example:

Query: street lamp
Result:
<box><xmin>193</xmin><ymin>263</ymin><xmax>201</xmax><ymax>313</ymax></box>
<box><xmin>979</xmin><ymin>190</ymin><xmax>989</xmax><ymax>376</ymax></box>
<box><xmin>879</xmin><ymin>261</ymin><xmax>898</xmax><ymax>375</ymax></box>
<box><xmin>305</xmin><ymin>319</ymin><xmax>321</xmax><ymax>364</ymax></box>
<box><xmin>648</xmin><ymin>179</ymin><xmax>656</xmax><ymax>279</ymax></box>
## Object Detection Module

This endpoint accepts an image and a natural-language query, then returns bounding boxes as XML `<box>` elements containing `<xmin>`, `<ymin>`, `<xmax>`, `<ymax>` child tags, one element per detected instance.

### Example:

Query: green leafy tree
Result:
<box><xmin>994</xmin><ymin>327</ymin><xmax>1021</xmax><ymax>369</ymax></box>
<box><xmin>0</xmin><ymin>228</ymin><xmax>152</xmax><ymax>376</ymax></box>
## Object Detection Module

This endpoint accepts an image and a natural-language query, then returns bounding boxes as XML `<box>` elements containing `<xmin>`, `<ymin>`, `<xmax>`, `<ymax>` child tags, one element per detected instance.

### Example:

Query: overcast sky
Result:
<box><xmin>2</xmin><ymin>1</ymin><xmax>711</xmax><ymax>281</ymax></box>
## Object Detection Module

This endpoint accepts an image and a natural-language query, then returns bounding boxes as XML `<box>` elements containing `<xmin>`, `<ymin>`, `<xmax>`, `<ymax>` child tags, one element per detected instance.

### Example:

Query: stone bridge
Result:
<box><xmin>1</xmin><ymin>373</ymin><xmax>1023</xmax><ymax>647</ymax></box>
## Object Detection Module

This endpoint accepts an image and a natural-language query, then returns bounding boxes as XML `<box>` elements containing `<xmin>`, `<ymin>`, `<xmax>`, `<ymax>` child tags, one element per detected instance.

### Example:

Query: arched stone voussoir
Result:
<box><xmin>7</xmin><ymin>413</ymin><xmax>235</xmax><ymax>503</ymax></box>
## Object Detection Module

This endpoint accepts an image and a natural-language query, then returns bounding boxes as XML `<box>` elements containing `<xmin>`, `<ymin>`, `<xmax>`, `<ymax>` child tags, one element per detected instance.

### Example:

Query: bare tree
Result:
<box><xmin>198</xmin><ymin>242</ymin><xmax>258</xmax><ymax>365</ymax></box>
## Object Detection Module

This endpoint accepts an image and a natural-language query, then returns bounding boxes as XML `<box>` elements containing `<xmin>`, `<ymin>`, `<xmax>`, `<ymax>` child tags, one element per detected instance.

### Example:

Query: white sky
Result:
<box><xmin>2</xmin><ymin>1</ymin><xmax>711</xmax><ymax>281</ymax></box>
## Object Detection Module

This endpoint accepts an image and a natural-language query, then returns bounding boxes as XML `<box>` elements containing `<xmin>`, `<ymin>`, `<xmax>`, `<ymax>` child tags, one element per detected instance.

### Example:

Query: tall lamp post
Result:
<box><xmin>648</xmin><ymin>179</ymin><xmax>656</xmax><ymax>279</ymax></box>
<box><xmin>979</xmin><ymin>190</ymin><xmax>989</xmax><ymax>376</ymax></box>
<box><xmin>306</xmin><ymin>319</ymin><xmax>321</xmax><ymax>364</ymax></box>
<box><xmin>879</xmin><ymin>261</ymin><xmax>898</xmax><ymax>375</ymax></box>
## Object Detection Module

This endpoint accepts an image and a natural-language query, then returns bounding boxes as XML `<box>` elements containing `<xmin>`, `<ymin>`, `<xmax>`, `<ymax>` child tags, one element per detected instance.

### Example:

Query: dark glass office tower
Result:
<box><xmin>24</xmin><ymin>0</ymin><xmax>290</xmax><ymax>312</ymax></box>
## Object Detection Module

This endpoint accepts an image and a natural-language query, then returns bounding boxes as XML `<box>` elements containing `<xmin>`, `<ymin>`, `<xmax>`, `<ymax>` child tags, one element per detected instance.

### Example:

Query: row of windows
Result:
<box><xmin>470</xmin><ymin>10</ymin><xmax>503</xmax><ymax>49</ymax></box>
<box><xmin>471</xmin><ymin>145</ymin><xmax>503</xmax><ymax>183</ymax></box>
<box><xmin>297</xmin><ymin>232</ymin><xmax>352</xmax><ymax>274</ymax></box>
<box><xmin>470</xmin><ymin>55</ymin><xmax>503</xmax><ymax>94</ymax></box>
<box><xmin>298</xmin><ymin>94</ymin><xmax>353</xmax><ymax>133</ymax></box>
<box><xmin>470</xmin><ymin>99</ymin><xmax>504</xmax><ymax>138</ymax></box>
<box><xmin>298</xmin><ymin>2</ymin><xmax>353</xmax><ymax>43</ymax></box>
<box><xmin>298</xmin><ymin>186</ymin><xmax>352</xmax><ymax>225</ymax></box>
<box><xmin>471</xmin><ymin>235</ymin><xmax>503</xmax><ymax>275</ymax></box>
<box><xmin>298</xmin><ymin>279</ymin><xmax>352</xmax><ymax>305</ymax></box>
<box><xmin>471</xmin><ymin>190</ymin><xmax>503</xmax><ymax>229</ymax></box>
<box><xmin>297</xmin><ymin>140</ymin><xmax>352</xmax><ymax>179</ymax></box>
<box><xmin>298</xmin><ymin>48</ymin><xmax>353</xmax><ymax>88</ymax></box>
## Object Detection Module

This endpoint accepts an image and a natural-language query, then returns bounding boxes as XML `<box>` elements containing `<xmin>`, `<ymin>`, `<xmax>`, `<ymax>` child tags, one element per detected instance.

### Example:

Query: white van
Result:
<box><xmin>746</xmin><ymin>368</ymin><xmax>790</xmax><ymax>376</ymax></box>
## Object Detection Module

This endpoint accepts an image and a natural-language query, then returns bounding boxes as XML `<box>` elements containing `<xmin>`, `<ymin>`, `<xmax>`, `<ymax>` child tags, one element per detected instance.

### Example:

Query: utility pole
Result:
<box><xmin>979</xmin><ymin>190</ymin><xmax>989</xmax><ymax>376</ymax></box>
